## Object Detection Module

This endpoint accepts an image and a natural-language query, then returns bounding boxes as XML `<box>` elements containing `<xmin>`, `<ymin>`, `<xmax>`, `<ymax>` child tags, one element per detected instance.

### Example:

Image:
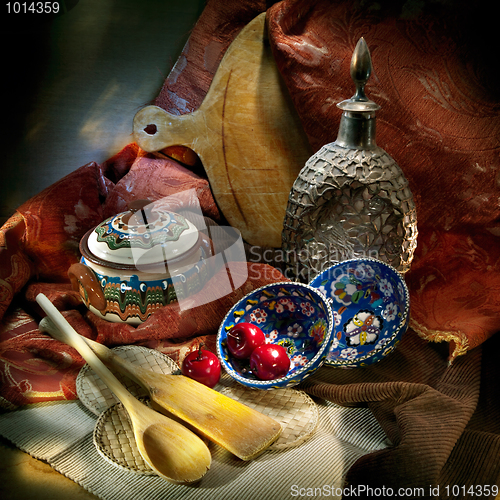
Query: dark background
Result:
<box><xmin>1</xmin><ymin>0</ymin><xmax>205</xmax><ymax>224</ymax></box>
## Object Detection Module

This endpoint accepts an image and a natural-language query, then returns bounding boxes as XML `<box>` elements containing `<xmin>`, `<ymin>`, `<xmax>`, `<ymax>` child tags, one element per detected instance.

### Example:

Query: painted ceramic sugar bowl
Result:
<box><xmin>309</xmin><ymin>258</ymin><xmax>409</xmax><ymax>368</ymax></box>
<box><xmin>69</xmin><ymin>201</ymin><xmax>212</xmax><ymax>325</ymax></box>
<box><xmin>217</xmin><ymin>281</ymin><xmax>335</xmax><ymax>389</ymax></box>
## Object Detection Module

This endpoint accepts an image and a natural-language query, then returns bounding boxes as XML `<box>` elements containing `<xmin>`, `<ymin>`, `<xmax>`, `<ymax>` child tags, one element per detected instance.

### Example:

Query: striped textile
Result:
<box><xmin>0</xmin><ymin>396</ymin><xmax>388</xmax><ymax>500</ymax></box>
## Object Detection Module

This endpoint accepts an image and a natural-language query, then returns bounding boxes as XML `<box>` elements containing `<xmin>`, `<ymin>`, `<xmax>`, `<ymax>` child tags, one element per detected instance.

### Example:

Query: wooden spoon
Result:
<box><xmin>40</xmin><ymin>315</ymin><xmax>282</xmax><ymax>461</ymax></box>
<box><xmin>36</xmin><ymin>293</ymin><xmax>211</xmax><ymax>484</ymax></box>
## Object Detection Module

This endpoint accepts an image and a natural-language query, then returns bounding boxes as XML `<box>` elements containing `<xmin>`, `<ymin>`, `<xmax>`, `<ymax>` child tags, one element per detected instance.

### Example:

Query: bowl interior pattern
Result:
<box><xmin>217</xmin><ymin>282</ymin><xmax>333</xmax><ymax>388</ymax></box>
<box><xmin>310</xmin><ymin>259</ymin><xmax>409</xmax><ymax>367</ymax></box>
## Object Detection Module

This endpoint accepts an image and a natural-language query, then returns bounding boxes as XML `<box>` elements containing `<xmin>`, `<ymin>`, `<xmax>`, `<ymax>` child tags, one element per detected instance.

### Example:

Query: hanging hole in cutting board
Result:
<box><xmin>144</xmin><ymin>124</ymin><xmax>157</xmax><ymax>135</ymax></box>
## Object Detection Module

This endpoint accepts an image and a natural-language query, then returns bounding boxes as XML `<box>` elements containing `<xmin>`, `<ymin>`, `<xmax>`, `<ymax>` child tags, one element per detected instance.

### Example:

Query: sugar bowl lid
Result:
<box><xmin>83</xmin><ymin>200</ymin><xmax>200</xmax><ymax>268</ymax></box>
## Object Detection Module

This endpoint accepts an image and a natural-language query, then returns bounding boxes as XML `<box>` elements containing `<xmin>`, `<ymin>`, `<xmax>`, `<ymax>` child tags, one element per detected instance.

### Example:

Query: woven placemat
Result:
<box><xmin>77</xmin><ymin>345</ymin><xmax>319</xmax><ymax>475</ymax></box>
<box><xmin>76</xmin><ymin>345</ymin><xmax>181</xmax><ymax>416</ymax></box>
<box><xmin>93</xmin><ymin>397</ymin><xmax>157</xmax><ymax>475</ymax></box>
<box><xmin>219</xmin><ymin>384</ymin><xmax>319</xmax><ymax>450</ymax></box>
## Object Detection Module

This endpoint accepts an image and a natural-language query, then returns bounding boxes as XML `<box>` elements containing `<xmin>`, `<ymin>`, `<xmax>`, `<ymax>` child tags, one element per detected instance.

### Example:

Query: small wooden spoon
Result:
<box><xmin>36</xmin><ymin>293</ymin><xmax>211</xmax><ymax>484</ymax></box>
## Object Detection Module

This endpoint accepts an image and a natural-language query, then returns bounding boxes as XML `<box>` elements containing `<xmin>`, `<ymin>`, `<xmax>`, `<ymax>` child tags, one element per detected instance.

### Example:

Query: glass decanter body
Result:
<box><xmin>282</xmin><ymin>38</ymin><xmax>418</xmax><ymax>282</ymax></box>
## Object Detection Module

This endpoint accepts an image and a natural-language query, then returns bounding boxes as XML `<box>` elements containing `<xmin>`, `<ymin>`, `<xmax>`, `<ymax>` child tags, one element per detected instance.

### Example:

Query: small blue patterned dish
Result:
<box><xmin>217</xmin><ymin>282</ymin><xmax>334</xmax><ymax>389</ymax></box>
<box><xmin>309</xmin><ymin>258</ymin><xmax>410</xmax><ymax>368</ymax></box>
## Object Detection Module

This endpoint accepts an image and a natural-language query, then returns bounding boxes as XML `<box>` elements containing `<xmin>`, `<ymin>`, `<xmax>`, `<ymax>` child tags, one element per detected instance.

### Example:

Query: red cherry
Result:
<box><xmin>249</xmin><ymin>344</ymin><xmax>290</xmax><ymax>381</ymax></box>
<box><xmin>226</xmin><ymin>322</ymin><xmax>266</xmax><ymax>359</ymax></box>
<box><xmin>181</xmin><ymin>345</ymin><xmax>221</xmax><ymax>388</ymax></box>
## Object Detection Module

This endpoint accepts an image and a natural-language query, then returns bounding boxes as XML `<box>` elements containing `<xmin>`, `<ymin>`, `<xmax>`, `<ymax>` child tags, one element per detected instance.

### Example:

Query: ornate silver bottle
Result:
<box><xmin>282</xmin><ymin>38</ymin><xmax>418</xmax><ymax>282</ymax></box>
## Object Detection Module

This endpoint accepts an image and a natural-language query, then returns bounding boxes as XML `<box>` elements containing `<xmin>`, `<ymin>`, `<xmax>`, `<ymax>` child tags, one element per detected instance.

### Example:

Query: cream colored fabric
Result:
<box><xmin>0</xmin><ymin>399</ymin><xmax>388</xmax><ymax>500</ymax></box>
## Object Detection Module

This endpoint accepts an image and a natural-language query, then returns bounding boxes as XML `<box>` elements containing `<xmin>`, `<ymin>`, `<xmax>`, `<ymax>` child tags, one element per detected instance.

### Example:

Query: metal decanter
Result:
<box><xmin>282</xmin><ymin>38</ymin><xmax>418</xmax><ymax>282</ymax></box>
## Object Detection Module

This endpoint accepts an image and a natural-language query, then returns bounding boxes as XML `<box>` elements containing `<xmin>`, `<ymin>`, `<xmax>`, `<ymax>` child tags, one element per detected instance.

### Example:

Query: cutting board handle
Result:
<box><xmin>133</xmin><ymin>105</ymin><xmax>201</xmax><ymax>152</ymax></box>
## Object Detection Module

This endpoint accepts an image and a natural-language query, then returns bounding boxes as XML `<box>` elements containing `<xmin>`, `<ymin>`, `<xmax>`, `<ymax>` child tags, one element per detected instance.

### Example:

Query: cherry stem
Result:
<box><xmin>196</xmin><ymin>342</ymin><xmax>204</xmax><ymax>361</ymax></box>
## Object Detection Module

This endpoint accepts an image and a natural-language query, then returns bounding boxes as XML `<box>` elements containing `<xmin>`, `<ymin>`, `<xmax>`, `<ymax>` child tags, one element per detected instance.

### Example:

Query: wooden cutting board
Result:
<box><xmin>133</xmin><ymin>13</ymin><xmax>312</xmax><ymax>248</ymax></box>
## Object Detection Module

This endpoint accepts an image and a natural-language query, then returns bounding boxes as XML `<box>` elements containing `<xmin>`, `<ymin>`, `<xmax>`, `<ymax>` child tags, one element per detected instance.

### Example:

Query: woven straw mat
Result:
<box><xmin>76</xmin><ymin>345</ymin><xmax>319</xmax><ymax>475</ymax></box>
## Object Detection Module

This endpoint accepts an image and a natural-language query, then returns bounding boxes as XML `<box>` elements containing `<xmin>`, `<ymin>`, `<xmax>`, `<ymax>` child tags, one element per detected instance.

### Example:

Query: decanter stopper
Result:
<box><xmin>348</xmin><ymin>37</ymin><xmax>377</xmax><ymax>106</ymax></box>
<box><xmin>336</xmin><ymin>38</ymin><xmax>380</xmax><ymax>149</ymax></box>
<box><xmin>282</xmin><ymin>38</ymin><xmax>418</xmax><ymax>282</ymax></box>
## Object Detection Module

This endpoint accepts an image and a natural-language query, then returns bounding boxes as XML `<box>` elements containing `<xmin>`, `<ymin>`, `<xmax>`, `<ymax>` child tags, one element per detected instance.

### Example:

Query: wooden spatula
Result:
<box><xmin>39</xmin><ymin>316</ymin><xmax>282</xmax><ymax>461</ymax></box>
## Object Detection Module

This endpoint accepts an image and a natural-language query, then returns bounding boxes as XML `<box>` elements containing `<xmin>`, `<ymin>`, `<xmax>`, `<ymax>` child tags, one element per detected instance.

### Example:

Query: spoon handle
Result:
<box><xmin>37</xmin><ymin>294</ymin><xmax>212</xmax><ymax>484</ymax></box>
<box><xmin>36</xmin><ymin>294</ymin><xmax>137</xmax><ymax>409</ymax></box>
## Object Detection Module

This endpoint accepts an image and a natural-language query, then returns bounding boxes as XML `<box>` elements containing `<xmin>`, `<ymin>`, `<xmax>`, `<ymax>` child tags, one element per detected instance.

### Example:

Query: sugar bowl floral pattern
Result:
<box><xmin>310</xmin><ymin>258</ymin><xmax>410</xmax><ymax>368</ymax></box>
<box><xmin>95</xmin><ymin>208</ymin><xmax>190</xmax><ymax>251</ymax></box>
<box><xmin>76</xmin><ymin>204</ymin><xmax>210</xmax><ymax>325</ymax></box>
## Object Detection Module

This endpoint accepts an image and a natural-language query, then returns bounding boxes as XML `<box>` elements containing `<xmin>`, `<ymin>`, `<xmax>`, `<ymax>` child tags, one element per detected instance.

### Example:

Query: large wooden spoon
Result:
<box><xmin>40</xmin><ymin>315</ymin><xmax>282</xmax><ymax>461</ymax></box>
<box><xmin>36</xmin><ymin>293</ymin><xmax>211</xmax><ymax>484</ymax></box>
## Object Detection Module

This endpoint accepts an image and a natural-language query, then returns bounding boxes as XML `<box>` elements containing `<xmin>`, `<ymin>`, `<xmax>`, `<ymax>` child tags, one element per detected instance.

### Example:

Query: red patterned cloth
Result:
<box><xmin>0</xmin><ymin>143</ymin><xmax>287</xmax><ymax>407</ymax></box>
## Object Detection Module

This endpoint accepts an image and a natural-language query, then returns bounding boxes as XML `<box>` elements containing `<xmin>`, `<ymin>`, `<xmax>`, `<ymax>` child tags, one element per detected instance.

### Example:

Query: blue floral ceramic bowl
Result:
<box><xmin>309</xmin><ymin>258</ymin><xmax>410</xmax><ymax>368</ymax></box>
<box><xmin>217</xmin><ymin>282</ymin><xmax>334</xmax><ymax>389</ymax></box>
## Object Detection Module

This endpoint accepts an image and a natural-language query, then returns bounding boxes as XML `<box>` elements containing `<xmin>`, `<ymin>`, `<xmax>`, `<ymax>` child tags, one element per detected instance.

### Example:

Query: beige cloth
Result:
<box><xmin>0</xmin><ymin>397</ymin><xmax>388</xmax><ymax>500</ymax></box>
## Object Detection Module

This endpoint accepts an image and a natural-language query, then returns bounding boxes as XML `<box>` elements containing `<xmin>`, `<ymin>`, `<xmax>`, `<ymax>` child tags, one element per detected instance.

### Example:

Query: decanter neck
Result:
<box><xmin>334</xmin><ymin>38</ymin><xmax>380</xmax><ymax>150</ymax></box>
<box><xmin>335</xmin><ymin>111</ymin><xmax>377</xmax><ymax>149</ymax></box>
